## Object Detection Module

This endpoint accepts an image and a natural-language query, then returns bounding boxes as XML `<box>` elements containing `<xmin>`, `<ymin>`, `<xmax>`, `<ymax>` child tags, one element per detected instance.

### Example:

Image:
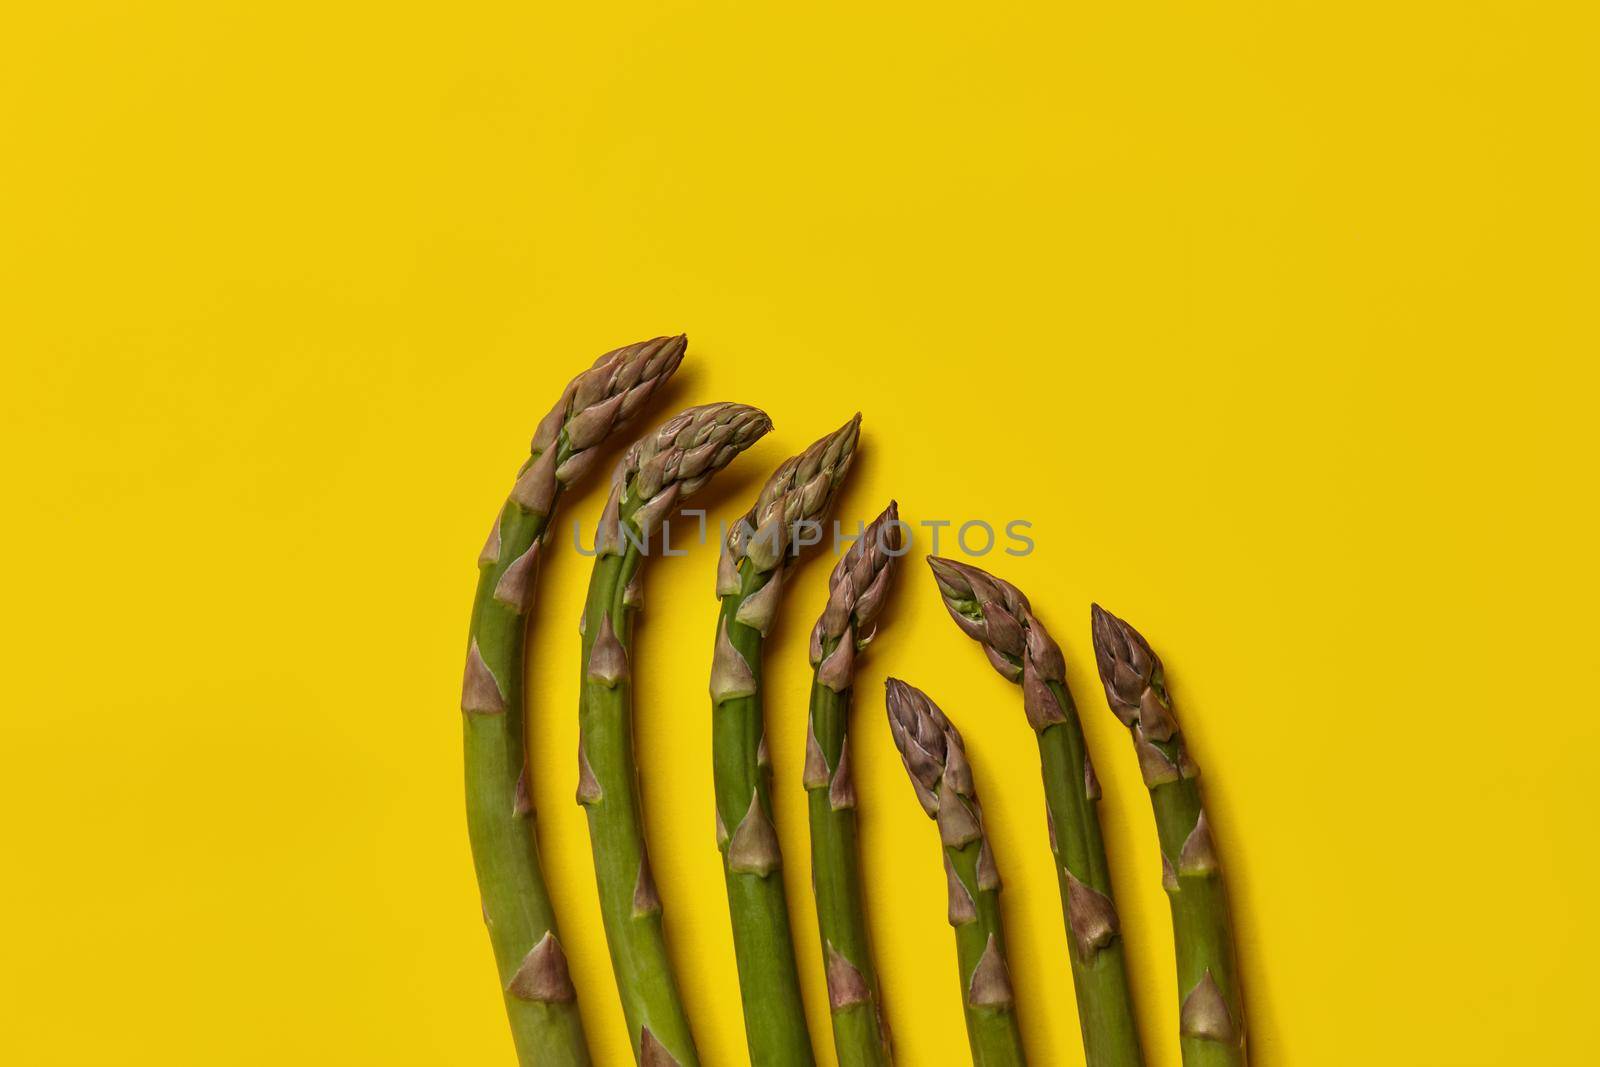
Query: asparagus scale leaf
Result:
<box><xmin>1090</xmin><ymin>606</ymin><xmax>1247</xmax><ymax>1067</ymax></box>
<box><xmin>464</xmin><ymin>334</ymin><xmax>685</xmax><ymax>1066</ymax></box>
<box><xmin>884</xmin><ymin>679</ymin><xmax>1027</xmax><ymax>1067</ymax></box>
<box><xmin>579</xmin><ymin>402</ymin><xmax>774</xmax><ymax>1067</ymax></box>
<box><xmin>927</xmin><ymin>559</ymin><xmax>1145</xmax><ymax>1067</ymax></box>
<box><xmin>712</xmin><ymin>414</ymin><xmax>861</xmax><ymax>1067</ymax></box>
<box><xmin>805</xmin><ymin>503</ymin><xmax>902</xmax><ymax>1067</ymax></box>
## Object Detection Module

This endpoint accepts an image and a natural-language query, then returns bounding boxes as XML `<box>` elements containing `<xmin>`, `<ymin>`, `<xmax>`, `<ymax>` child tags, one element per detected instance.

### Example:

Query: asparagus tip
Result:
<box><xmin>811</xmin><ymin>498</ymin><xmax>903</xmax><ymax>673</ymax></box>
<box><xmin>923</xmin><ymin>556</ymin><xmax>1050</xmax><ymax>688</ymax></box>
<box><xmin>1090</xmin><ymin>601</ymin><xmax>1156</xmax><ymax>690</ymax></box>
<box><xmin>626</xmin><ymin>332</ymin><xmax>687</xmax><ymax>370</ymax></box>
<box><xmin>884</xmin><ymin>677</ymin><xmax>964</xmax><ymax>815</ymax></box>
<box><xmin>620</xmin><ymin>401</ymin><xmax>773</xmax><ymax>507</ymax></box>
<box><xmin>1090</xmin><ymin>602</ymin><xmax>1178</xmax><ymax>739</ymax></box>
<box><xmin>728</xmin><ymin>411</ymin><xmax>860</xmax><ymax>575</ymax></box>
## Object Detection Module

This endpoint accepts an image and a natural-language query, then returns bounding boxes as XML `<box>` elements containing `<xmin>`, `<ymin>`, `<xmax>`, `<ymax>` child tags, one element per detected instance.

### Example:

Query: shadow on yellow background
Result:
<box><xmin>1</xmin><ymin>2</ymin><xmax>1595</xmax><ymax>1064</ymax></box>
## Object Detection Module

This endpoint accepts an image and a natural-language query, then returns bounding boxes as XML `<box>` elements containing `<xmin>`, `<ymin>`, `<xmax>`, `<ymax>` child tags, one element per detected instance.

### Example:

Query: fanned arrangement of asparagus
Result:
<box><xmin>710</xmin><ymin>415</ymin><xmax>860</xmax><ymax>1067</ymax></box>
<box><xmin>926</xmin><ymin>558</ymin><xmax>1144</xmax><ymax>1067</ymax></box>
<box><xmin>578</xmin><ymin>403</ymin><xmax>773</xmax><ymax>1066</ymax></box>
<box><xmin>884</xmin><ymin>679</ymin><xmax>1027</xmax><ymax>1067</ymax></box>
<box><xmin>1091</xmin><ymin>607</ymin><xmax>1246</xmax><ymax>1067</ymax></box>
<box><xmin>804</xmin><ymin>503</ymin><xmax>901</xmax><ymax>1066</ymax></box>
<box><xmin>461</xmin><ymin>338</ymin><xmax>1250</xmax><ymax>1067</ymax></box>
<box><xmin>463</xmin><ymin>335</ymin><xmax>684</xmax><ymax>1066</ymax></box>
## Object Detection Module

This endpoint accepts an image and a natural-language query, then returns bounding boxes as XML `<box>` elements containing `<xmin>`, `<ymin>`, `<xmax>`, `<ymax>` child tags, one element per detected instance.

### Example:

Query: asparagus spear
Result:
<box><xmin>1089</xmin><ymin>606</ymin><xmax>1246</xmax><ymax>1067</ymax></box>
<box><xmin>579</xmin><ymin>402</ymin><xmax>774</xmax><ymax>1067</ymax></box>
<box><xmin>884</xmin><ymin>679</ymin><xmax>1027</xmax><ymax>1067</ymax></box>
<box><xmin>463</xmin><ymin>335</ymin><xmax>685</xmax><ymax>1067</ymax></box>
<box><xmin>926</xmin><ymin>559</ymin><xmax>1144</xmax><ymax>1067</ymax></box>
<box><xmin>805</xmin><ymin>502</ymin><xmax>902</xmax><ymax>1067</ymax></box>
<box><xmin>711</xmin><ymin>414</ymin><xmax>861</xmax><ymax>1066</ymax></box>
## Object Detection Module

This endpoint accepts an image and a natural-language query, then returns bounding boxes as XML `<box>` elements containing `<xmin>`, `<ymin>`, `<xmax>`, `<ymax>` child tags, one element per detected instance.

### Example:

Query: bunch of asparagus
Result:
<box><xmin>460</xmin><ymin>337</ymin><xmax>1248</xmax><ymax>1067</ymax></box>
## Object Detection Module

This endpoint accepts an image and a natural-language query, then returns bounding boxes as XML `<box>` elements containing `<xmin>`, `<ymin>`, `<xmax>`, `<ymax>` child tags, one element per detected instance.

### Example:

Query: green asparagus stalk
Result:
<box><xmin>884</xmin><ymin>679</ymin><xmax>1027</xmax><ymax>1067</ymax></box>
<box><xmin>804</xmin><ymin>502</ymin><xmax>902</xmax><ymax>1067</ymax></box>
<box><xmin>926</xmin><ymin>559</ymin><xmax>1144</xmax><ymax>1067</ymax></box>
<box><xmin>579</xmin><ymin>402</ymin><xmax>773</xmax><ymax>1066</ymax></box>
<box><xmin>711</xmin><ymin>414</ymin><xmax>861</xmax><ymax>1066</ymax></box>
<box><xmin>463</xmin><ymin>334</ymin><xmax>685</xmax><ymax>1067</ymax></box>
<box><xmin>1089</xmin><ymin>606</ymin><xmax>1246</xmax><ymax>1067</ymax></box>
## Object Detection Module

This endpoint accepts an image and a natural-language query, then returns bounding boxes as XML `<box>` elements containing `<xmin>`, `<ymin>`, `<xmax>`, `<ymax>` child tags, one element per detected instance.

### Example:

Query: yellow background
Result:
<box><xmin>3</xmin><ymin>2</ymin><xmax>1595</xmax><ymax>1064</ymax></box>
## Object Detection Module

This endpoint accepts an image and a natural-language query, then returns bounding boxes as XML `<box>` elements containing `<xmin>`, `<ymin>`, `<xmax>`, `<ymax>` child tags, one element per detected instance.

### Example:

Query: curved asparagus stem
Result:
<box><xmin>463</xmin><ymin>335</ymin><xmax>685</xmax><ymax>1066</ymax></box>
<box><xmin>711</xmin><ymin>415</ymin><xmax>861</xmax><ymax>1066</ymax></box>
<box><xmin>884</xmin><ymin>679</ymin><xmax>1027</xmax><ymax>1067</ymax></box>
<box><xmin>579</xmin><ymin>403</ymin><xmax>773</xmax><ymax>1067</ymax></box>
<box><xmin>927</xmin><ymin>559</ymin><xmax>1144</xmax><ymax>1067</ymax></box>
<box><xmin>805</xmin><ymin>503</ymin><xmax>902</xmax><ymax>1067</ymax></box>
<box><xmin>1090</xmin><ymin>606</ymin><xmax>1247</xmax><ymax>1067</ymax></box>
